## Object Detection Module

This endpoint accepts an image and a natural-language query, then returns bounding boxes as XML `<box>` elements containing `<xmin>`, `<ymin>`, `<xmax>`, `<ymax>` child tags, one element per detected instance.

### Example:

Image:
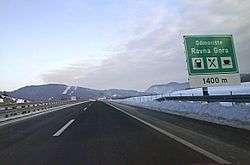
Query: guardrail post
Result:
<box><xmin>202</xmin><ymin>87</ymin><xmax>209</xmax><ymax>96</ymax></box>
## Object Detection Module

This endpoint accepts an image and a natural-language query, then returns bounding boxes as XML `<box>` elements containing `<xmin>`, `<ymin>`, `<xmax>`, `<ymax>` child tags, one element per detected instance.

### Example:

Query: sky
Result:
<box><xmin>1</xmin><ymin>0</ymin><xmax>250</xmax><ymax>91</ymax></box>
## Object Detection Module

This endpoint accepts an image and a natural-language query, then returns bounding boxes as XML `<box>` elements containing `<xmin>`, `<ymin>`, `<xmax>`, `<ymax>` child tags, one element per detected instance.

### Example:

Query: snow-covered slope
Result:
<box><xmin>115</xmin><ymin>82</ymin><xmax>250</xmax><ymax>130</ymax></box>
<box><xmin>171</xmin><ymin>82</ymin><xmax>250</xmax><ymax>96</ymax></box>
<box><xmin>62</xmin><ymin>86</ymin><xmax>78</xmax><ymax>96</ymax></box>
<box><xmin>8</xmin><ymin>84</ymin><xmax>146</xmax><ymax>101</ymax></box>
<box><xmin>62</xmin><ymin>86</ymin><xmax>71</xmax><ymax>95</ymax></box>
<box><xmin>146</xmin><ymin>82</ymin><xmax>189</xmax><ymax>94</ymax></box>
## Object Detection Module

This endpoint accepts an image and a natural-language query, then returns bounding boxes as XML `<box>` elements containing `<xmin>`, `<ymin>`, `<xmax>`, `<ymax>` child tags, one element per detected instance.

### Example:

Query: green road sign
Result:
<box><xmin>183</xmin><ymin>35</ymin><xmax>240</xmax><ymax>88</ymax></box>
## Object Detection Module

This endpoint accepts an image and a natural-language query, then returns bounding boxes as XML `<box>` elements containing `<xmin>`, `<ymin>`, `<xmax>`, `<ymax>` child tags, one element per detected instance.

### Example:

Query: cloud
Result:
<box><xmin>41</xmin><ymin>0</ymin><xmax>250</xmax><ymax>91</ymax></box>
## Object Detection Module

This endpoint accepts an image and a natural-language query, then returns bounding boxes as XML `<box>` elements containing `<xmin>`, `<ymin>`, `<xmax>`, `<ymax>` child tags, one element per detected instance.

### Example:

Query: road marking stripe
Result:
<box><xmin>53</xmin><ymin>119</ymin><xmax>75</xmax><ymax>137</ymax></box>
<box><xmin>106</xmin><ymin>102</ymin><xmax>231</xmax><ymax>165</ymax></box>
<box><xmin>83</xmin><ymin>107</ymin><xmax>87</xmax><ymax>111</ymax></box>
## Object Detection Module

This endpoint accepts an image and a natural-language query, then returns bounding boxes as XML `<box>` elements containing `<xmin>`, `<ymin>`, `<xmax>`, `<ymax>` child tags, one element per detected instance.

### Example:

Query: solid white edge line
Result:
<box><xmin>105</xmin><ymin>102</ymin><xmax>231</xmax><ymax>165</ymax></box>
<box><xmin>53</xmin><ymin>119</ymin><xmax>75</xmax><ymax>137</ymax></box>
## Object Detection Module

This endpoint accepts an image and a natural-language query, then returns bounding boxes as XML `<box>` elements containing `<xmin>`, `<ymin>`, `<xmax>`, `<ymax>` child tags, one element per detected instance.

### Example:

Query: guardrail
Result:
<box><xmin>156</xmin><ymin>94</ymin><xmax>250</xmax><ymax>103</ymax></box>
<box><xmin>111</xmin><ymin>94</ymin><xmax>157</xmax><ymax>100</ymax></box>
<box><xmin>0</xmin><ymin>101</ymin><xmax>68</xmax><ymax>110</ymax></box>
<box><xmin>0</xmin><ymin>100</ymin><xmax>83</xmax><ymax>119</ymax></box>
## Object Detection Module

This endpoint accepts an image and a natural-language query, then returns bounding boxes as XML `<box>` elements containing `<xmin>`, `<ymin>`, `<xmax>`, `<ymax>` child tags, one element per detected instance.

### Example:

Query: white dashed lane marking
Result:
<box><xmin>53</xmin><ymin>119</ymin><xmax>75</xmax><ymax>137</ymax></box>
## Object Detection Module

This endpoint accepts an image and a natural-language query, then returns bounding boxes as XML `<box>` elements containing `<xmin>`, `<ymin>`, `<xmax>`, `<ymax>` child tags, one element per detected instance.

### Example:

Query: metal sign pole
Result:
<box><xmin>202</xmin><ymin>87</ymin><xmax>209</xmax><ymax>96</ymax></box>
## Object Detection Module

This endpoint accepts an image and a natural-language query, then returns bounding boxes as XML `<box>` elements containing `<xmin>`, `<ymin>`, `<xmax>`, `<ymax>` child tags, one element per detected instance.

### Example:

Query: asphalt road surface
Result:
<box><xmin>0</xmin><ymin>101</ymin><xmax>249</xmax><ymax>165</ymax></box>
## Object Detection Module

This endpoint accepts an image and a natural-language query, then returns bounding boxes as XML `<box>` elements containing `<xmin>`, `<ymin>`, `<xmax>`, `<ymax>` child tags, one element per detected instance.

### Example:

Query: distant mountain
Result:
<box><xmin>102</xmin><ymin>89</ymin><xmax>150</xmax><ymax>99</ymax></box>
<box><xmin>146</xmin><ymin>75</ymin><xmax>250</xmax><ymax>94</ymax></box>
<box><xmin>8</xmin><ymin>84</ymin><xmax>68</xmax><ymax>101</ymax></box>
<box><xmin>146</xmin><ymin>82</ymin><xmax>190</xmax><ymax>94</ymax></box>
<box><xmin>7</xmin><ymin>84</ymin><xmax>147</xmax><ymax>101</ymax></box>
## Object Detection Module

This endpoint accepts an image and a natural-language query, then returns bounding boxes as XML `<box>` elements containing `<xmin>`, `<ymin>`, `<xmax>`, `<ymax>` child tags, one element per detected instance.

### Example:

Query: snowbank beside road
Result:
<box><xmin>171</xmin><ymin>82</ymin><xmax>250</xmax><ymax>96</ymax></box>
<box><xmin>114</xmin><ymin>82</ymin><xmax>250</xmax><ymax>130</ymax></box>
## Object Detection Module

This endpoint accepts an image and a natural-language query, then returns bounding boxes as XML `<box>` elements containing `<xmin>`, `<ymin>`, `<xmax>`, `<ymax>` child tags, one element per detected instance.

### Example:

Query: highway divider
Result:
<box><xmin>0</xmin><ymin>100</ymin><xmax>87</xmax><ymax>124</ymax></box>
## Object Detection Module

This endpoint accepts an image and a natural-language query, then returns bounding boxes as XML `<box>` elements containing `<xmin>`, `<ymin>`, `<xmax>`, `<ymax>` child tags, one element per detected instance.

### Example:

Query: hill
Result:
<box><xmin>7</xmin><ymin>84</ymin><xmax>146</xmax><ymax>101</ymax></box>
<box><xmin>146</xmin><ymin>82</ymin><xmax>189</xmax><ymax>94</ymax></box>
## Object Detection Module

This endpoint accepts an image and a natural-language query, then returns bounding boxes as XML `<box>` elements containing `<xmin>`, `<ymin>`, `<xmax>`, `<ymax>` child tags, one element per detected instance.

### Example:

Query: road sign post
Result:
<box><xmin>183</xmin><ymin>35</ymin><xmax>240</xmax><ymax>90</ymax></box>
<box><xmin>202</xmin><ymin>87</ymin><xmax>209</xmax><ymax>96</ymax></box>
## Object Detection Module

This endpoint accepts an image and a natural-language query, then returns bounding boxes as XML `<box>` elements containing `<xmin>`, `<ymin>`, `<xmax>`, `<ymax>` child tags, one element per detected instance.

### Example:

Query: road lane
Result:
<box><xmin>0</xmin><ymin>102</ymin><xmax>89</xmax><ymax>154</ymax></box>
<box><xmin>0</xmin><ymin>101</ymin><xmax>220</xmax><ymax>164</ymax></box>
<box><xmin>108</xmin><ymin>101</ymin><xmax>250</xmax><ymax>165</ymax></box>
<box><xmin>52</xmin><ymin>101</ymin><xmax>217</xmax><ymax>165</ymax></box>
<box><xmin>106</xmin><ymin>101</ymin><xmax>230</xmax><ymax>164</ymax></box>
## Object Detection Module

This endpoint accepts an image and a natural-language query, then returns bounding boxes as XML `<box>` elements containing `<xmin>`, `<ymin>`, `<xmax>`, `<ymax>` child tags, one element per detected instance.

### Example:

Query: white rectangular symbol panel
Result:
<box><xmin>206</xmin><ymin>57</ymin><xmax>218</xmax><ymax>69</ymax></box>
<box><xmin>221</xmin><ymin>57</ymin><xmax>233</xmax><ymax>69</ymax></box>
<box><xmin>192</xmin><ymin>58</ymin><xmax>204</xmax><ymax>70</ymax></box>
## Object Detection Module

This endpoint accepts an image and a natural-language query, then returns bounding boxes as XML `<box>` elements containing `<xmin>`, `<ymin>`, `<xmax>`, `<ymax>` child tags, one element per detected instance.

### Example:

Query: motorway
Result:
<box><xmin>0</xmin><ymin>101</ymin><xmax>249</xmax><ymax>165</ymax></box>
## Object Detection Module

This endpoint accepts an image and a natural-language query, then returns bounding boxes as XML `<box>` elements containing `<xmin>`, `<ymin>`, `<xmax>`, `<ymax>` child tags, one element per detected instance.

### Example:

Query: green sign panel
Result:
<box><xmin>184</xmin><ymin>35</ymin><xmax>239</xmax><ymax>75</ymax></box>
<box><xmin>183</xmin><ymin>35</ymin><xmax>240</xmax><ymax>88</ymax></box>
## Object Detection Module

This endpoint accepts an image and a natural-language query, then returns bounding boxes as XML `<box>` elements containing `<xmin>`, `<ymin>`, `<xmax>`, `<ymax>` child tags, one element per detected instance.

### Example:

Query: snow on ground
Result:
<box><xmin>114</xmin><ymin>82</ymin><xmax>250</xmax><ymax>130</ymax></box>
<box><xmin>146</xmin><ymin>82</ymin><xmax>189</xmax><ymax>94</ymax></box>
<box><xmin>69</xmin><ymin>86</ymin><xmax>77</xmax><ymax>95</ymax></box>
<box><xmin>171</xmin><ymin>82</ymin><xmax>250</xmax><ymax>96</ymax></box>
<box><xmin>62</xmin><ymin>86</ymin><xmax>78</xmax><ymax>95</ymax></box>
<box><xmin>16</xmin><ymin>99</ymin><xmax>25</xmax><ymax>103</ymax></box>
<box><xmin>62</xmin><ymin>86</ymin><xmax>71</xmax><ymax>95</ymax></box>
